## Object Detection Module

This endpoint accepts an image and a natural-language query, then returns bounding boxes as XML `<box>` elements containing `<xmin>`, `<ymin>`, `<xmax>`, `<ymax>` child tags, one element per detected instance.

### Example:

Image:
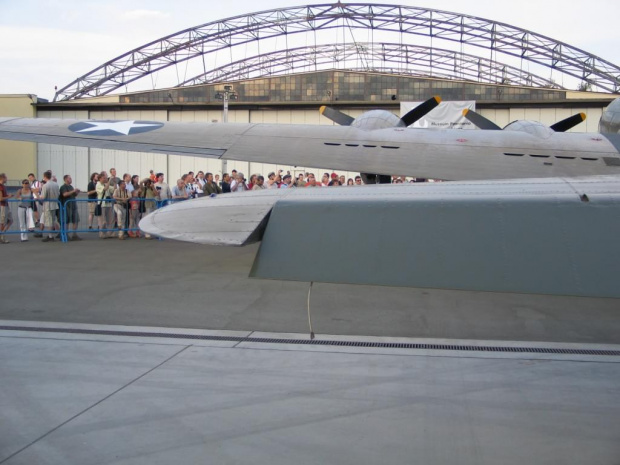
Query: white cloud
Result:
<box><xmin>121</xmin><ymin>10</ymin><xmax>170</xmax><ymax>21</ymax></box>
<box><xmin>0</xmin><ymin>26</ymin><xmax>130</xmax><ymax>99</ymax></box>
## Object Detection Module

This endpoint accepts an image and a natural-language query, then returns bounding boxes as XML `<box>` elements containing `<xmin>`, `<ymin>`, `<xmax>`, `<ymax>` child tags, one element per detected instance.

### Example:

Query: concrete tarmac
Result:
<box><xmin>1</xmin><ymin>323</ymin><xmax>619</xmax><ymax>465</ymax></box>
<box><xmin>0</xmin><ymin>233</ymin><xmax>619</xmax><ymax>343</ymax></box>
<box><xmin>1</xmin><ymin>234</ymin><xmax>620</xmax><ymax>464</ymax></box>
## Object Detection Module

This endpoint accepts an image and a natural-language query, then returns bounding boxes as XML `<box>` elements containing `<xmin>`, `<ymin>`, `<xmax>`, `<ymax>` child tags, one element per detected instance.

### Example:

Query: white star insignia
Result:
<box><xmin>76</xmin><ymin>121</ymin><xmax>161</xmax><ymax>135</ymax></box>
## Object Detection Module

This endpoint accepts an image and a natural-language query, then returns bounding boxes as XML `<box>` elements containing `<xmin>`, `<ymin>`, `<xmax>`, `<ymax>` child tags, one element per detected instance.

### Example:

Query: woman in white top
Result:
<box><xmin>96</xmin><ymin>171</ymin><xmax>115</xmax><ymax>238</ymax></box>
<box><xmin>14</xmin><ymin>179</ymin><xmax>36</xmax><ymax>241</ymax></box>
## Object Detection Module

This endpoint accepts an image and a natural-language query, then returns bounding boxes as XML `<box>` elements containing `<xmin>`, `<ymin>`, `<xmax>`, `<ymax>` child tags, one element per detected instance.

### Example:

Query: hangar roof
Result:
<box><xmin>53</xmin><ymin>3</ymin><xmax>620</xmax><ymax>102</ymax></box>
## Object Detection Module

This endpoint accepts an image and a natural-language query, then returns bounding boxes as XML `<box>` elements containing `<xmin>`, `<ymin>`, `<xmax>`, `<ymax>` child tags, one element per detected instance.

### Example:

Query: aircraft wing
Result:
<box><xmin>0</xmin><ymin>117</ymin><xmax>241</xmax><ymax>158</ymax></box>
<box><xmin>140</xmin><ymin>176</ymin><xmax>620</xmax><ymax>298</ymax></box>
<box><xmin>2</xmin><ymin>116</ymin><xmax>620</xmax><ymax>180</ymax></box>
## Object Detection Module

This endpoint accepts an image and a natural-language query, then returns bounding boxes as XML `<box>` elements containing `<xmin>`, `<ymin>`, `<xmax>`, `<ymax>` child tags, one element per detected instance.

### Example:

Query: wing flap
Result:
<box><xmin>250</xmin><ymin>177</ymin><xmax>620</xmax><ymax>298</ymax></box>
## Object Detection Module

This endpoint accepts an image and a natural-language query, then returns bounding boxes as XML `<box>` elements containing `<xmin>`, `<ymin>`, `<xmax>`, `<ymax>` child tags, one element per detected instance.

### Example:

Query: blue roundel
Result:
<box><xmin>68</xmin><ymin>120</ymin><xmax>164</xmax><ymax>136</ymax></box>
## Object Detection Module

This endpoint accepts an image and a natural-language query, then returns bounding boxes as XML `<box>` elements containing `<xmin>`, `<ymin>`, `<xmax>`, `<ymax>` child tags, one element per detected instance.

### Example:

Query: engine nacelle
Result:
<box><xmin>503</xmin><ymin>120</ymin><xmax>554</xmax><ymax>138</ymax></box>
<box><xmin>599</xmin><ymin>98</ymin><xmax>620</xmax><ymax>134</ymax></box>
<box><xmin>351</xmin><ymin>110</ymin><xmax>405</xmax><ymax>130</ymax></box>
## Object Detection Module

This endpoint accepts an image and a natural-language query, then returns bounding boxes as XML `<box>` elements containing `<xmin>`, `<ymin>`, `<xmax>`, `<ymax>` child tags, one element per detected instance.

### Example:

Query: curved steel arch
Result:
<box><xmin>177</xmin><ymin>42</ymin><xmax>559</xmax><ymax>88</ymax></box>
<box><xmin>54</xmin><ymin>3</ymin><xmax>620</xmax><ymax>101</ymax></box>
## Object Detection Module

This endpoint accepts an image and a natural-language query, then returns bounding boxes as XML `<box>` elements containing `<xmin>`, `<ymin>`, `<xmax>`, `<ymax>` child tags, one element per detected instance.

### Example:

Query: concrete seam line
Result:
<box><xmin>0</xmin><ymin>345</ymin><xmax>190</xmax><ymax>465</ymax></box>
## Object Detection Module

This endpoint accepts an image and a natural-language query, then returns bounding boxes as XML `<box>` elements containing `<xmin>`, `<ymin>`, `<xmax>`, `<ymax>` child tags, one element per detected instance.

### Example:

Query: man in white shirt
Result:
<box><xmin>28</xmin><ymin>173</ymin><xmax>42</xmax><ymax>226</ymax></box>
<box><xmin>195</xmin><ymin>171</ymin><xmax>206</xmax><ymax>196</ymax></box>
<box><xmin>321</xmin><ymin>173</ymin><xmax>330</xmax><ymax>187</ymax></box>
<box><xmin>123</xmin><ymin>173</ymin><xmax>134</xmax><ymax>195</ymax></box>
<box><xmin>154</xmin><ymin>173</ymin><xmax>172</xmax><ymax>203</ymax></box>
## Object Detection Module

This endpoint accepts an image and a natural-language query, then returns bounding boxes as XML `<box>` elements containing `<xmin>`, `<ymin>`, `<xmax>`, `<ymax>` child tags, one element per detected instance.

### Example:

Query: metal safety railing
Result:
<box><xmin>1</xmin><ymin>197</ymin><xmax>175</xmax><ymax>243</ymax></box>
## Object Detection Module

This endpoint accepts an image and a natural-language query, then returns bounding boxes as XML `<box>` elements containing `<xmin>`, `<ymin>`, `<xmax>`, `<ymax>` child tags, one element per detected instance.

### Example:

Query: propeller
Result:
<box><xmin>319</xmin><ymin>106</ymin><xmax>355</xmax><ymax>126</ymax></box>
<box><xmin>320</xmin><ymin>96</ymin><xmax>442</xmax><ymax>127</ymax></box>
<box><xmin>401</xmin><ymin>96</ymin><xmax>442</xmax><ymax>126</ymax></box>
<box><xmin>462</xmin><ymin>109</ymin><xmax>502</xmax><ymax>130</ymax></box>
<box><xmin>550</xmin><ymin>113</ymin><xmax>586</xmax><ymax>132</ymax></box>
<box><xmin>463</xmin><ymin>109</ymin><xmax>586</xmax><ymax>132</ymax></box>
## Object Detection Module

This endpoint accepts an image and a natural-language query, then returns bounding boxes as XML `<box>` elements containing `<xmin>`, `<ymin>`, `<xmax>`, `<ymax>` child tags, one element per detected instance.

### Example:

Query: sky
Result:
<box><xmin>1</xmin><ymin>0</ymin><xmax>619</xmax><ymax>100</ymax></box>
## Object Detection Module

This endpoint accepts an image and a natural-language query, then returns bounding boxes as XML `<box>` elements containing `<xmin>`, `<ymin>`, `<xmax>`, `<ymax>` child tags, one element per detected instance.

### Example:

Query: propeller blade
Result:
<box><xmin>462</xmin><ymin>109</ymin><xmax>502</xmax><ymax>130</ymax></box>
<box><xmin>320</xmin><ymin>106</ymin><xmax>355</xmax><ymax>126</ymax></box>
<box><xmin>550</xmin><ymin>113</ymin><xmax>586</xmax><ymax>132</ymax></box>
<box><xmin>401</xmin><ymin>96</ymin><xmax>442</xmax><ymax>127</ymax></box>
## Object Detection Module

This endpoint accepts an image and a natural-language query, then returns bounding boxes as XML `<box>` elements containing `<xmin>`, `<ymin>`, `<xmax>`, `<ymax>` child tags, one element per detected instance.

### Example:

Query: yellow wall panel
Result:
<box><xmin>0</xmin><ymin>95</ymin><xmax>37</xmax><ymax>183</ymax></box>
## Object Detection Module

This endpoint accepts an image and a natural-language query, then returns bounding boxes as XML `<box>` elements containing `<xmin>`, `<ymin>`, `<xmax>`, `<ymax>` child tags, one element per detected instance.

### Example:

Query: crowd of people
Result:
<box><xmin>0</xmin><ymin>167</ymin><xmax>432</xmax><ymax>243</ymax></box>
<box><xmin>0</xmin><ymin>170</ymin><xmax>79</xmax><ymax>243</ymax></box>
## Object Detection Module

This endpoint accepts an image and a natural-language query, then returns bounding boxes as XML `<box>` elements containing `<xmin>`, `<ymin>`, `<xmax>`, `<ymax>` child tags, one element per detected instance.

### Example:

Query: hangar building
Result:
<box><xmin>1</xmin><ymin>3</ymin><xmax>619</xmax><ymax>188</ymax></box>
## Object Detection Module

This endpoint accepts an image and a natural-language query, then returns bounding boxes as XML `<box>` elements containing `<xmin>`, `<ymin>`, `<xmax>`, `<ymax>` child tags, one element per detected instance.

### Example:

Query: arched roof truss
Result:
<box><xmin>53</xmin><ymin>3</ymin><xmax>620</xmax><ymax>101</ymax></box>
<box><xmin>178</xmin><ymin>43</ymin><xmax>558</xmax><ymax>88</ymax></box>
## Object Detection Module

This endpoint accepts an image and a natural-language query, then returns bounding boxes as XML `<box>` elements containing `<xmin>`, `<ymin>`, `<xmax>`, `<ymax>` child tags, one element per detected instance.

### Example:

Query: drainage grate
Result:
<box><xmin>1</xmin><ymin>325</ymin><xmax>619</xmax><ymax>357</ymax></box>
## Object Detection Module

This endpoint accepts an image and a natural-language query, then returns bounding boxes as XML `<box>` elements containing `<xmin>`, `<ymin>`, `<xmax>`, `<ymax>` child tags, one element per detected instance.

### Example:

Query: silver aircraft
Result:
<box><xmin>1</xmin><ymin>97</ymin><xmax>620</xmax><ymax>298</ymax></box>
<box><xmin>0</xmin><ymin>96</ymin><xmax>619</xmax><ymax>182</ymax></box>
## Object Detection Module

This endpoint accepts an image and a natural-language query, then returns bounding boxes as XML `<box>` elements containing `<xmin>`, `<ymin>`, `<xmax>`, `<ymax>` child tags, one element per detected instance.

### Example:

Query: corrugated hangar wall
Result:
<box><xmin>34</xmin><ymin>105</ymin><xmax>605</xmax><ymax>191</ymax></box>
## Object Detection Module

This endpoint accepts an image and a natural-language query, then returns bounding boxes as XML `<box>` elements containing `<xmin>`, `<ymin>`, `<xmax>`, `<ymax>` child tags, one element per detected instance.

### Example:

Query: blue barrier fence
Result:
<box><xmin>1</xmin><ymin>197</ymin><xmax>176</xmax><ymax>243</ymax></box>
